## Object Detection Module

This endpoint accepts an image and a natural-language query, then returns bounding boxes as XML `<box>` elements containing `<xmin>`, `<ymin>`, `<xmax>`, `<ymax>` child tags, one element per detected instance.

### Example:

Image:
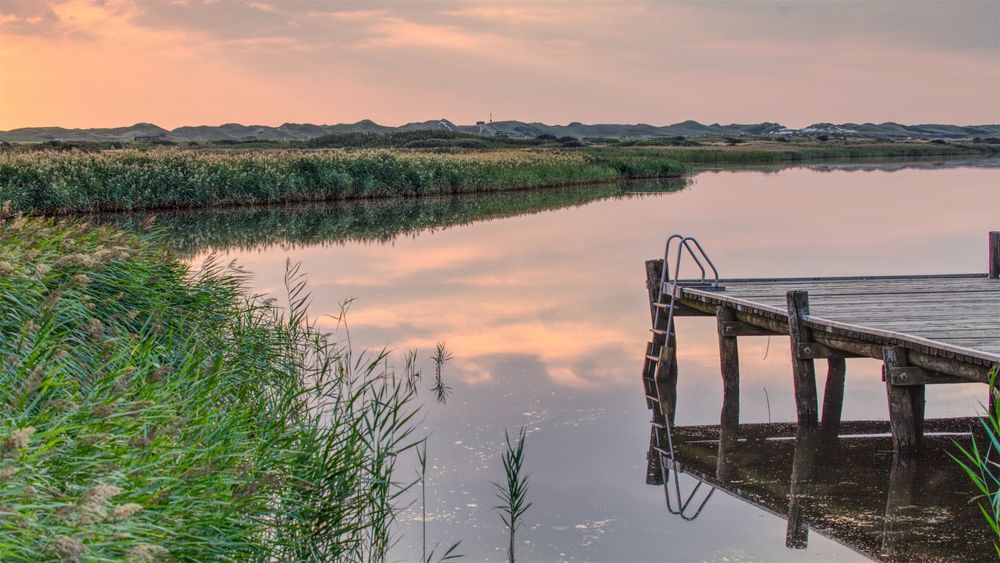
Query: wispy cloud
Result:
<box><xmin>1</xmin><ymin>0</ymin><xmax>997</xmax><ymax>129</ymax></box>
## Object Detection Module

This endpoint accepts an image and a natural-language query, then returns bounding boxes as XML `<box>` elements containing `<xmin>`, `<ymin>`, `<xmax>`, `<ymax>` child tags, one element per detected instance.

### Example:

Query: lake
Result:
<box><xmin>131</xmin><ymin>161</ymin><xmax>999</xmax><ymax>561</ymax></box>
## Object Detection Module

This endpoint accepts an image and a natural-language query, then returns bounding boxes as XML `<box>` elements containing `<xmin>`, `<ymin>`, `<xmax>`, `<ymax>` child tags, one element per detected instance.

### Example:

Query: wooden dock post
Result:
<box><xmin>987</xmin><ymin>230</ymin><xmax>1000</xmax><ymax>418</ymax></box>
<box><xmin>883</xmin><ymin>346</ymin><xmax>924</xmax><ymax>454</ymax></box>
<box><xmin>821</xmin><ymin>358</ymin><xmax>846</xmax><ymax>429</ymax></box>
<box><xmin>989</xmin><ymin>231</ymin><xmax>1000</xmax><ymax>279</ymax></box>
<box><xmin>645</xmin><ymin>427</ymin><xmax>664</xmax><ymax>486</ymax></box>
<box><xmin>716</xmin><ymin>306</ymin><xmax>740</xmax><ymax>457</ymax></box>
<box><xmin>644</xmin><ymin>259</ymin><xmax>679</xmax><ymax>425</ymax></box>
<box><xmin>786</xmin><ymin>291</ymin><xmax>819</xmax><ymax>425</ymax></box>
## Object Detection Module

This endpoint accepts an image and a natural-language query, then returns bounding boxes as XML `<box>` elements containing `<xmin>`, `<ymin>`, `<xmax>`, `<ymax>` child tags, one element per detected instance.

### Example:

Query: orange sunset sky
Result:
<box><xmin>1</xmin><ymin>0</ymin><xmax>998</xmax><ymax>130</ymax></box>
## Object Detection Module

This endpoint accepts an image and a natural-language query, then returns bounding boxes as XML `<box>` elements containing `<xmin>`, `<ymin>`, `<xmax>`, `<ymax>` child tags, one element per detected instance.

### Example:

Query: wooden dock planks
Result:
<box><xmin>666</xmin><ymin>274</ymin><xmax>1000</xmax><ymax>365</ymax></box>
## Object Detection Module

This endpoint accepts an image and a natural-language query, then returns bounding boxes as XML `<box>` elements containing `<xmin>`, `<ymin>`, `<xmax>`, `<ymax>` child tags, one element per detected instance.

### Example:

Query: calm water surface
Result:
<box><xmin>168</xmin><ymin>162</ymin><xmax>999</xmax><ymax>561</ymax></box>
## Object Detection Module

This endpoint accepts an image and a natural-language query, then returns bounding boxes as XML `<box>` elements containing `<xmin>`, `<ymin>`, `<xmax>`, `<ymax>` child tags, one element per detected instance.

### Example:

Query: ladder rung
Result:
<box><xmin>645</xmin><ymin>354</ymin><xmax>659</xmax><ymax>362</ymax></box>
<box><xmin>651</xmin><ymin>444</ymin><xmax>671</xmax><ymax>456</ymax></box>
<box><xmin>645</xmin><ymin>394</ymin><xmax>659</xmax><ymax>402</ymax></box>
<box><xmin>651</xmin><ymin>419</ymin><xmax>666</xmax><ymax>429</ymax></box>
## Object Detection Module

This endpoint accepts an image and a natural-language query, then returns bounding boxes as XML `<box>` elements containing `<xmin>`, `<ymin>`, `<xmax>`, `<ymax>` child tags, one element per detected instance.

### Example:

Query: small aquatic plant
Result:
<box><xmin>405</xmin><ymin>348</ymin><xmax>421</xmax><ymax>393</ymax></box>
<box><xmin>431</xmin><ymin>341</ymin><xmax>454</xmax><ymax>405</ymax></box>
<box><xmin>952</xmin><ymin>366</ymin><xmax>1000</xmax><ymax>555</ymax></box>
<box><xmin>494</xmin><ymin>427</ymin><xmax>532</xmax><ymax>563</ymax></box>
<box><xmin>415</xmin><ymin>439</ymin><xmax>463</xmax><ymax>563</ymax></box>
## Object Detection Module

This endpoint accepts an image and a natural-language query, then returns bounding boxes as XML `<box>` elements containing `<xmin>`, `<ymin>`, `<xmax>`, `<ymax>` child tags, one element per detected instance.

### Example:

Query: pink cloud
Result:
<box><xmin>0</xmin><ymin>0</ymin><xmax>997</xmax><ymax>129</ymax></box>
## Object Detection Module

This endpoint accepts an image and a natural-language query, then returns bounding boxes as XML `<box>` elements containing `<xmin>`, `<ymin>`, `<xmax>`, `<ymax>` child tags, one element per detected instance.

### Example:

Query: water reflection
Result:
<box><xmin>95</xmin><ymin>160</ymin><xmax>998</xmax><ymax>560</ymax></box>
<box><xmin>100</xmin><ymin>179</ymin><xmax>688</xmax><ymax>256</ymax></box>
<box><xmin>646</xmin><ymin>419</ymin><xmax>989</xmax><ymax>561</ymax></box>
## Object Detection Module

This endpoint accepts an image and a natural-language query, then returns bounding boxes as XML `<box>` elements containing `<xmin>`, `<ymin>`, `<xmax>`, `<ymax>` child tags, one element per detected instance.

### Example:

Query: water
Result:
<box><xmin>127</xmin><ymin>161</ymin><xmax>999</xmax><ymax>561</ymax></box>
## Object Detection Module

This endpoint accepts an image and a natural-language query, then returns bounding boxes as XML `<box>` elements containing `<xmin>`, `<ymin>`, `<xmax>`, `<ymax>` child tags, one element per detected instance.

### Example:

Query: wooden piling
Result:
<box><xmin>883</xmin><ymin>346</ymin><xmax>924</xmax><ymax>454</ymax></box>
<box><xmin>655</xmin><ymin>345</ymin><xmax>678</xmax><ymax>425</ymax></box>
<box><xmin>786</xmin><ymin>291</ymin><xmax>819</xmax><ymax>425</ymax></box>
<box><xmin>645</xmin><ymin>259</ymin><xmax>664</xmax><ymax>323</ymax></box>
<box><xmin>716</xmin><ymin>306</ymin><xmax>740</xmax><ymax>458</ymax></box>
<box><xmin>645</xmin><ymin>427</ymin><xmax>664</xmax><ymax>486</ymax></box>
<box><xmin>988</xmin><ymin>231</ymin><xmax>999</xmax><ymax>415</ymax></box>
<box><xmin>989</xmin><ymin>231</ymin><xmax>1000</xmax><ymax>279</ymax></box>
<box><xmin>645</xmin><ymin>259</ymin><xmax>679</xmax><ymax>425</ymax></box>
<box><xmin>821</xmin><ymin>358</ymin><xmax>846</xmax><ymax>429</ymax></box>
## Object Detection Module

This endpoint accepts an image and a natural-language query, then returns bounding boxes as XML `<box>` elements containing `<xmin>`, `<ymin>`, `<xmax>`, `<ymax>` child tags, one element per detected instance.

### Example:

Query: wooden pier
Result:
<box><xmin>641</xmin><ymin>232</ymin><xmax>1000</xmax><ymax>455</ymax></box>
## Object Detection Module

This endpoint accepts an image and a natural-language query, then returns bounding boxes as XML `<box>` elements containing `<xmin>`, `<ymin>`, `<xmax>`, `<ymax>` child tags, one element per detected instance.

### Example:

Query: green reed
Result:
<box><xmin>0</xmin><ymin>216</ymin><xmax>417</xmax><ymax>560</ymax></box>
<box><xmin>415</xmin><ymin>440</ymin><xmax>463</xmax><ymax>563</ymax></box>
<box><xmin>494</xmin><ymin>427</ymin><xmax>531</xmax><ymax>563</ymax></box>
<box><xmin>952</xmin><ymin>366</ymin><xmax>1000</xmax><ymax>556</ymax></box>
<box><xmin>431</xmin><ymin>342</ymin><xmax>454</xmax><ymax>405</ymax></box>
<box><xmin>0</xmin><ymin>149</ymin><xmax>687</xmax><ymax>215</ymax></box>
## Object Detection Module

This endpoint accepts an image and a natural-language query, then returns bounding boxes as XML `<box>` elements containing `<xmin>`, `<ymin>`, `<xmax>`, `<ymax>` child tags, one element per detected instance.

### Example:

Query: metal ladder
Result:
<box><xmin>643</xmin><ymin>234</ymin><xmax>720</xmax><ymax>520</ymax></box>
<box><xmin>642</xmin><ymin>234</ymin><xmax>721</xmax><ymax>420</ymax></box>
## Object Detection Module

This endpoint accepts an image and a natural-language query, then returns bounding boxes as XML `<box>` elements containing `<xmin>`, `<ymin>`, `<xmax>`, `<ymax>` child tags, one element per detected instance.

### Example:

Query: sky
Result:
<box><xmin>1</xmin><ymin>0</ymin><xmax>998</xmax><ymax>130</ymax></box>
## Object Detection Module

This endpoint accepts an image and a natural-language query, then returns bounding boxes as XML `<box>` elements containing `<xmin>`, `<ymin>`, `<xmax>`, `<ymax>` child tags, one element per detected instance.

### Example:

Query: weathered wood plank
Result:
<box><xmin>720</xmin><ymin>319</ymin><xmax>776</xmax><ymax>337</ymax></box>
<box><xmin>797</xmin><ymin>342</ymin><xmax>863</xmax><ymax>359</ymax></box>
<box><xmin>888</xmin><ymin>366</ymin><xmax>968</xmax><ymax>386</ymax></box>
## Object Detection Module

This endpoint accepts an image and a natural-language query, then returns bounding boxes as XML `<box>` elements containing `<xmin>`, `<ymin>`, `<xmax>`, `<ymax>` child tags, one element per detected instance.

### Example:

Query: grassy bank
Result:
<box><xmin>588</xmin><ymin>141</ymin><xmax>1000</xmax><ymax>165</ymax></box>
<box><xmin>2</xmin><ymin>142</ymin><xmax>994</xmax><ymax>216</ymax></box>
<box><xmin>0</xmin><ymin>217</ymin><xmax>415</xmax><ymax>560</ymax></box>
<box><xmin>0</xmin><ymin>149</ymin><xmax>687</xmax><ymax>215</ymax></box>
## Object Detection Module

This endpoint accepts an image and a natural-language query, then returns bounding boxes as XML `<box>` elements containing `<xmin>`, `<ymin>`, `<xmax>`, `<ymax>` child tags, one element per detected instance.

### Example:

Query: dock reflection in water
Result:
<box><xmin>646</xmin><ymin>418</ymin><xmax>989</xmax><ymax>561</ymax></box>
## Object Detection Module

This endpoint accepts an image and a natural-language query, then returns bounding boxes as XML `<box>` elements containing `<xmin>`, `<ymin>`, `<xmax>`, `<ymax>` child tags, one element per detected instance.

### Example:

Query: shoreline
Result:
<box><xmin>1</xmin><ymin>144</ymin><xmax>996</xmax><ymax>217</ymax></box>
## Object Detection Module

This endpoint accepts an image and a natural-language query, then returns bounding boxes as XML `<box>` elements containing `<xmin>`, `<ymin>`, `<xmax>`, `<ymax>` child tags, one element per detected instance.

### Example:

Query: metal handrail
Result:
<box><xmin>651</xmin><ymin>233</ymin><xmax>720</xmax><ymax>521</ymax></box>
<box><xmin>652</xmin><ymin>425</ymin><xmax>716</xmax><ymax>521</ymax></box>
<box><xmin>653</xmin><ymin>234</ymin><xmax>721</xmax><ymax>393</ymax></box>
<box><xmin>662</xmin><ymin>466</ymin><xmax>715</xmax><ymax>521</ymax></box>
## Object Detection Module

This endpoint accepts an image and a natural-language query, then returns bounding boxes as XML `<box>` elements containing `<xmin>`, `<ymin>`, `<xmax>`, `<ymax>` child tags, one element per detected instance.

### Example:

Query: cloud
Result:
<box><xmin>357</xmin><ymin>17</ymin><xmax>493</xmax><ymax>51</ymax></box>
<box><xmin>1</xmin><ymin>0</ymin><xmax>997</xmax><ymax>129</ymax></box>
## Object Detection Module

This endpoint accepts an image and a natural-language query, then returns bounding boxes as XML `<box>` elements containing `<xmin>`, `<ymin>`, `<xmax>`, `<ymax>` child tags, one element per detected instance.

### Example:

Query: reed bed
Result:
<box><xmin>602</xmin><ymin>143</ymin><xmax>999</xmax><ymax>165</ymax></box>
<box><xmin>0</xmin><ymin>217</ymin><xmax>416</xmax><ymax>560</ymax></box>
<box><xmin>0</xmin><ymin>149</ymin><xmax>687</xmax><ymax>215</ymax></box>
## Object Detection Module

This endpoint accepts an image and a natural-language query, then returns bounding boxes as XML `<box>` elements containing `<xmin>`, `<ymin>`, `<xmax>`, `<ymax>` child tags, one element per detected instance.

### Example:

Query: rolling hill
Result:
<box><xmin>1</xmin><ymin>119</ymin><xmax>997</xmax><ymax>143</ymax></box>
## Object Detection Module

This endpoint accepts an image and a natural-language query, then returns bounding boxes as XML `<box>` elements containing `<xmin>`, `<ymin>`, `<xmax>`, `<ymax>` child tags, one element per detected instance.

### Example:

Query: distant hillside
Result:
<box><xmin>2</xmin><ymin>119</ymin><xmax>997</xmax><ymax>143</ymax></box>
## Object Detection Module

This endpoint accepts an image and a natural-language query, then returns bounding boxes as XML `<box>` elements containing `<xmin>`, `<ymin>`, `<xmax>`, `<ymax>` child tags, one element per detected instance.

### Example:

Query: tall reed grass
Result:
<box><xmin>0</xmin><ymin>149</ymin><xmax>687</xmax><ymax>215</ymax></box>
<box><xmin>952</xmin><ymin>367</ymin><xmax>1000</xmax><ymax>555</ymax></box>
<box><xmin>494</xmin><ymin>427</ymin><xmax>531</xmax><ymax>563</ymax></box>
<box><xmin>0</xmin><ymin>217</ymin><xmax>417</xmax><ymax>560</ymax></box>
